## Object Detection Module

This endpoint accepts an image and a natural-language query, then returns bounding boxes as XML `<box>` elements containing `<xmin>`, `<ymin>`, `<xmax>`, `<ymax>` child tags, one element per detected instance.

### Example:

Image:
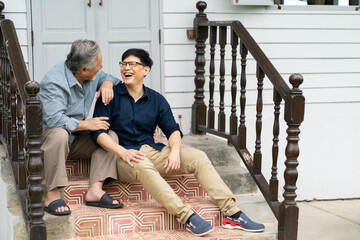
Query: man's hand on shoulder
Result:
<box><xmin>74</xmin><ymin>117</ymin><xmax>109</xmax><ymax>132</ymax></box>
<box><xmin>97</xmin><ymin>80</ymin><xmax>114</xmax><ymax>106</ymax></box>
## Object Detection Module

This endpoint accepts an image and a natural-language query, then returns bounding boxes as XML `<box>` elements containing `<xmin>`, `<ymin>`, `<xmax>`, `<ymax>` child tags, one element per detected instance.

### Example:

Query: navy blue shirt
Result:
<box><xmin>91</xmin><ymin>82</ymin><xmax>182</xmax><ymax>151</ymax></box>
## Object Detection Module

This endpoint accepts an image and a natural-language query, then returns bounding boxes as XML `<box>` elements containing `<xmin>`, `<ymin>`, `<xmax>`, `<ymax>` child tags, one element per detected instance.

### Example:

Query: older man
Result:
<box><xmin>38</xmin><ymin>39</ymin><xmax>122</xmax><ymax>216</ymax></box>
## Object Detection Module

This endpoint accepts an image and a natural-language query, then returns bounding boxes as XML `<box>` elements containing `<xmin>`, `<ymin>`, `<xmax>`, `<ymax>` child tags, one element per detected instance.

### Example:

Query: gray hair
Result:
<box><xmin>65</xmin><ymin>39</ymin><xmax>100</xmax><ymax>72</ymax></box>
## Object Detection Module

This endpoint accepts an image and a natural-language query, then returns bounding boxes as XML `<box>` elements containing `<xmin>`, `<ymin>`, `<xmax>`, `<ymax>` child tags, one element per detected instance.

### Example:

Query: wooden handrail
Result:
<box><xmin>231</xmin><ymin>21</ymin><xmax>290</xmax><ymax>100</ymax></box>
<box><xmin>1</xmin><ymin>19</ymin><xmax>29</xmax><ymax>102</ymax></box>
<box><xmin>191</xmin><ymin>2</ymin><xmax>305</xmax><ymax>240</ymax></box>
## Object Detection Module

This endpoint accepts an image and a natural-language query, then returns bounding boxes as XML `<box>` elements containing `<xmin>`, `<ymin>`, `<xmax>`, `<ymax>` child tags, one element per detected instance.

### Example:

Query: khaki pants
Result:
<box><xmin>41</xmin><ymin>128</ymin><xmax>118</xmax><ymax>191</ymax></box>
<box><xmin>116</xmin><ymin>144</ymin><xmax>241</xmax><ymax>224</ymax></box>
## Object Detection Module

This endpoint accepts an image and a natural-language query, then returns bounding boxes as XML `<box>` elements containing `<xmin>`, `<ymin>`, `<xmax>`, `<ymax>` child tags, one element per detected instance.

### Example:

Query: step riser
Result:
<box><xmin>66</xmin><ymin>159</ymin><xmax>90</xmax><ymax>176</ymax></box>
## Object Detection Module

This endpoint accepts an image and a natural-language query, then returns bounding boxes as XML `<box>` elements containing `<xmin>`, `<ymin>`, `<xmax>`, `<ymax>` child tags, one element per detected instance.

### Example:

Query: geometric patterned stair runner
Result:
<box><xmin>65</xmin><ymin>159</ymin><xmax>245</xmax><ymax>239</ymax></box>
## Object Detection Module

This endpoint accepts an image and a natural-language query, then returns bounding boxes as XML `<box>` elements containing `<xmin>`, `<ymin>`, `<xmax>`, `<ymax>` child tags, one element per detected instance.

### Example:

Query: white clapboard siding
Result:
<box><xmin>2</xmin><ymin>0</ymin><xmax>29</xmax><ymax>65</ymax></box>
<box><xmin>164</xmin><ymin>28</ymin><xmax>360</xmax><ymax>44</ymax></box>
<box><xmin>2</xmin><ymin>0</ymin><xmax>27</xmax><ymax>12</ymax></box>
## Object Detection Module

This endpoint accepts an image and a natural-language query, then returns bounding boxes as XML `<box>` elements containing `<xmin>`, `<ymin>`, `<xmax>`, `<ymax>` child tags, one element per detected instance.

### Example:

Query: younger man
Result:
<box><xmin>91</xmin><ymin>48</ymin><xmax>265</xmax><ymax>236</ymax></box>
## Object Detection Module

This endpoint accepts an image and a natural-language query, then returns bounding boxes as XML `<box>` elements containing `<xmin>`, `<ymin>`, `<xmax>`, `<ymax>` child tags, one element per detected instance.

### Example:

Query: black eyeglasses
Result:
<box><xmin>119</xmin><ymin>61</ymin><xmax>146</xmax><ymax>68</ymax></box>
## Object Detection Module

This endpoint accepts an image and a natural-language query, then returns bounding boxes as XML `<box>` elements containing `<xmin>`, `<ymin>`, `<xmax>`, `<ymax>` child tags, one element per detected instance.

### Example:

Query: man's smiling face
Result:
<box><xmin>120</xmin><ymin>55</ymin><xmax>150</xmax><ymax>87</ymax></box>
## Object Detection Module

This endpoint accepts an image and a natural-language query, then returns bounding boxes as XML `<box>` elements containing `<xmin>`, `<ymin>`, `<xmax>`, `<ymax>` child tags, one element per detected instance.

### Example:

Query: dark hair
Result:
<box><xmin>122</xmin><ymin>48</ymin><xmax>153</xmax><ymax>68</ymax></box>
<box><xmin>65</xmin><ymin>39</ymin><xmax>100</xmax><ymax>72</ymax></box>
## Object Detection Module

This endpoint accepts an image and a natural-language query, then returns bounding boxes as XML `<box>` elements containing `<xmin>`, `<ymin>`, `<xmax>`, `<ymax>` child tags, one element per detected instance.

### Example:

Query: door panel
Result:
<box><xmin>31</xmin><ymin>0</ymin><xmax>161</xmax><ymax>92</ymax></box>
<box><xmin>98</xmin><ymin>0</ymin><xmax>161</xmax><ymax>91</ymax></box>
<box><xmin>32</xmin><ymin>0</ymin><xmax>95</xmax><ymax>81</ymax></box>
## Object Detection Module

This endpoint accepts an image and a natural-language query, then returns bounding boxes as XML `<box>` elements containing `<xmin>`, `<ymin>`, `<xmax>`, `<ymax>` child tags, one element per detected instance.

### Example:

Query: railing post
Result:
<box><xmin>10</xmin><ymin>66</ymin><xmax>18</xmax><ymax>163</ymax></box>
<box><xmin>238</xmin><ymin>41</ymin><xmax>248</xmax><ymax>149</ymax></box>
<box><xmin>254</xmin><ymin>64</ymin><xmax>264</xmax><ymax>174</ymax></box>
<box><xmin>270</xmin><ymin>89</ymin><xmax>282</xmax><ymax>201</ymax></box>
<box><xmin>230</xmin><ymin>30</ymin><xmax>238</xmax><ymax>136</ymax></box>
<box><xmin>207</xmin><ymin>26</ymin><xmax>217</xmax><ymax>129</ymax></box>
<box><xmin>0</xmin><ymin>1</ymin><xmax>4</xmax><ymax>136</ymax></box>
<box><xmin>279</xmin><ymin>73</ymin><xmax>304</xmax><ymax>240</ymax></box>
<box><xmin>191</xmin><ymin>1</ymin><xmax>208</xmax><ymax>134</ymax></box>
<box><xmin>25</xmin><ymin>81</ymin><xmax>46</xmax><ymax>239</ymax></box>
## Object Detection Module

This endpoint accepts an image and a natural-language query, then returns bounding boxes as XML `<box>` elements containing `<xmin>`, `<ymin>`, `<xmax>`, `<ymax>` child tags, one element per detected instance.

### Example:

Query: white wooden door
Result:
<box><xmin>97</xmin><ymin>0</ymin><xmax>161</xmax><ymax>91</ymax></box>
<box><xmin>31</xmin><ymin>0</ymin><xmax>161</xmax><ymax>91</ymax></box>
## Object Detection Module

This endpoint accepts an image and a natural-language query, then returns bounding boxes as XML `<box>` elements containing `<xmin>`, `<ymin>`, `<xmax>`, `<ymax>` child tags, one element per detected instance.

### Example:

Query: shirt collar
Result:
<box><xmin>64</xmin><ymin>62</ymin><xmax>82</xmax><ymax>88</ymax></box>
<box><xmin>118</xmin><ymin>83</ymin><xmax>149</xmax><ymax>99</ymax></box>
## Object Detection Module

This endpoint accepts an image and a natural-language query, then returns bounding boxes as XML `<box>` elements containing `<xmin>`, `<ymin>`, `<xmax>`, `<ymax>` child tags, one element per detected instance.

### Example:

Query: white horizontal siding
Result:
<box><xmin>2</xmin><ymin>0</ymin><xmax>29</xmax><ymax>65</ymax></box>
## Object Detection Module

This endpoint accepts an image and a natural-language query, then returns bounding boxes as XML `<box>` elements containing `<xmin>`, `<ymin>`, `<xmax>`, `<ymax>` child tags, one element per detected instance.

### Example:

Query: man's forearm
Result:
<box><xmin>96</xmin><ymin>132</ymin><xmax>125</xmax><ymax>157</ymax></box>
<box><xmin>168</xmin><ymin>130</ymin><xmax>182</xmax><ymax>152</ymax></box>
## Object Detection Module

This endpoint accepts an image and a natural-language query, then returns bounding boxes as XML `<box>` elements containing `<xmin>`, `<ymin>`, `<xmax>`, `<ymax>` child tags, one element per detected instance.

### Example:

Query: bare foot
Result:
<box><xmin>86</xmin><ymin>181</ymin><xmax>119</xmax><ymax>205</ymax></box>
<box><xmin>45</xmin><ymin>188</ymin><xmax>70</xmax><ymax>213</ymax></box>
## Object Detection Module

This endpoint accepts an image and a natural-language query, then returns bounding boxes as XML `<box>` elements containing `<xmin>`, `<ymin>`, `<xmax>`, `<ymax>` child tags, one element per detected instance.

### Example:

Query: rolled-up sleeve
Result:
<box><xmin>91</xmin><ymin>97</ymin><xmax>112</xmax><ymax>144</ymax></box>
<box><xmin>157</xmin><ymin>95</ymin><xmax>183</xmax><ymax>139</ymax></box>
<box><xmin>39</xmin><ymin>80</ymin><xmax>79</xmax><ymax>132</ymax></box>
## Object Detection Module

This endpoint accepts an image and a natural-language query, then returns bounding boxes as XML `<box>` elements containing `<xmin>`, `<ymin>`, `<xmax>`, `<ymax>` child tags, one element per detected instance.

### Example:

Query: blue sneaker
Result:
<box><xmin>222</xmin><ymin>212</ymin><xmax>265</xmax><ymax>232</ymax></box>
<box><xmin>185</xmin><ymin>214</ymin><xmax>213</xmax><ymax>236</ymax></box>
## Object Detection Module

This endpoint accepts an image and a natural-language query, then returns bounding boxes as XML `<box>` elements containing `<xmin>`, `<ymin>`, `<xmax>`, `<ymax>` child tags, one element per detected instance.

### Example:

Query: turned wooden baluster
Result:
<box><xmin>230</xmin><ymin>30</ymin><xmax>238</xmax><ymax>135</ymax></box>
<box><xmin>278</xmin><ymin>73</ymin><xmax>304</xmax><ymax>240</ymax></box>
<box><xmin>191</xmin><ymin>1</ymin><xmax>208</xmax><ymax>134</ymax></box>
<box><xmin>0</xmin><ymin>42</ymin><xmax>4</xmax><ymax>137</ymax></box>
<box><xmin>270</xmin><ymin>89</ymin><xmax>282</xmax><ymax>201</ymax></box>
<box><xmin>218</xmin><ymin>26</ymin><xmax>226</xmax><ymax>132</ymax></box>
<box><xmin>0</xmin><ymin>2</ymin><xmax>4</xmax><ymax>136</ymax></box>
<box><xmin>238</xmin><ymin>41</ymin><xmax>248</xmax><ymax>149</ymax></box>
<box><xmin>25</xmin><ymin>81</ymin><xmax>46</xmax><ymax>239</ymax></box>
<box><xmin>10</xmin><ymin>66</ymin><xmax>18</xmax><ymax>163</ymax></box>
<box><xmin>207</xmin><ymin>26</ymin><xmax>216</xmax><ymax>129</ymax></box>
<box><xmin>17</xmin><ymin>90</ymin><xmax>26</xmax><ymax>189</ymax></box>
<box><xmin>5</xmin><ymin>56</ymin><xmax>11</xmax><ymax>148</ymax></box>
<box><xmin>254</xmin><ymin>64</ymin><xmax>264</xmax><ymax>174</ymax></box>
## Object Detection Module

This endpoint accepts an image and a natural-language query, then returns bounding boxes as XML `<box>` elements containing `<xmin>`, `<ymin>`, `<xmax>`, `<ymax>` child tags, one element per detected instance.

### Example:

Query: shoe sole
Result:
<box><xmin>222</xmin><ymin>223</ymin><xmax>264</xmax><ymax>233</ymax></box>
<box><xmin>186</xmin><ymin>226</ymin><xmax>214</xmax><ymax>236</ymax></box>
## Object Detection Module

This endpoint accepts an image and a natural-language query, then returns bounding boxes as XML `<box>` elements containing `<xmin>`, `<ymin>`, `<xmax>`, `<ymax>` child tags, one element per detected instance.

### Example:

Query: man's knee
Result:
<box><xmin>131</xmin><ymin>158</ymin><xmax>157</xmax><ymax>178</ymax></box>
<box><xmin>43</xmin><ymin>128</ymin><xmax>69</xmax><ymax>145</ymax></box>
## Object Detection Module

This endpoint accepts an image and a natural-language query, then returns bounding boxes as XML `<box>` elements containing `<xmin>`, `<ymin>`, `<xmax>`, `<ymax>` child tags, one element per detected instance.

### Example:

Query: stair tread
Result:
<box><xmin>75</xmin><ymin>226</ymin><xmax>247</xmax><ymax>239</ymax></box>
<box><xmin>65</xmin><ymin>174</ymin><xmax>208</xmax><ymax>205</ymax></box>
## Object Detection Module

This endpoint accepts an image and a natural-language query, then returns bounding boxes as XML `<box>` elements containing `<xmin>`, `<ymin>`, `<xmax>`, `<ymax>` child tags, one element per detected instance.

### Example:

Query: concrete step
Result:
<box><xmin>215</xmin><ymin>166</ymin><xmax>257</xmax><ymax>195</ymax></box>
<box><xmin>182</xmin><ymin>135</ymin><xmax>242</xmax><ymax>167</ymax></box>
<box><xmin>0</xmin><ymin>153</ymin><xmax>28</xmax><ymax>240</ymax></box>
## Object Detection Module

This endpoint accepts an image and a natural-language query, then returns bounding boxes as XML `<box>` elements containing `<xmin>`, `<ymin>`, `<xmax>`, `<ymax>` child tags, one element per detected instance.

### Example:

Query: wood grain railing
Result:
<box><xmin>191</xmin><ymin>2</ymin><xmax>305</xmax><ymax>240</ymax></box>
<box><xmin>0</xmin><ymin>2</ymin><xmax>46</xmax><ymax>239</ymax></box>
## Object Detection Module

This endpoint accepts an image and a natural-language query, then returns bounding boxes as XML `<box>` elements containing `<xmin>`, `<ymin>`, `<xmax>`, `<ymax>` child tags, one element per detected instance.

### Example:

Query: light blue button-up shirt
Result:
<box><xmin>38</xmin><ymin>62</ymin><xmax>121</xmax><ymax>132</ymax></box>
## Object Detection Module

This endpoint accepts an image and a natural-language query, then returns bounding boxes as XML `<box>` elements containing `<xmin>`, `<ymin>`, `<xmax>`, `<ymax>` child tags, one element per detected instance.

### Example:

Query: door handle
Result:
<box><xmin>87</xmin><ymin>0</ymin><xmax>91</xmax><ymax>7</ymax></box>
<box><xmin>99</xmin><ymin>0</ymin><xmax>103</xmax><ymax>6</ymax></box>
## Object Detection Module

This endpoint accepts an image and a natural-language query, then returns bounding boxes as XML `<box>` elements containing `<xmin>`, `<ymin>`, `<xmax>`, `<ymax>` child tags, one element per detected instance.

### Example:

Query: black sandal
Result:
<box><xmin>44</xmin><ymin>199</ymin><xmax>71</xmax><ymax>216</ymax></box>
<box><xmin>86</xmin><ymin>193</ymin><xmax>123</xmax><ymax>209</ymax></box>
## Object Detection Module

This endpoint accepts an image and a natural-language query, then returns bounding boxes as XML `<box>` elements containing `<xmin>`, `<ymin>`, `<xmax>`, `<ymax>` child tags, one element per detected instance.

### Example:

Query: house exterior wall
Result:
<box><xmin>3</xmin><ymin>0</ymin><xmax>360</xmax><ymax>200</ymax></box>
